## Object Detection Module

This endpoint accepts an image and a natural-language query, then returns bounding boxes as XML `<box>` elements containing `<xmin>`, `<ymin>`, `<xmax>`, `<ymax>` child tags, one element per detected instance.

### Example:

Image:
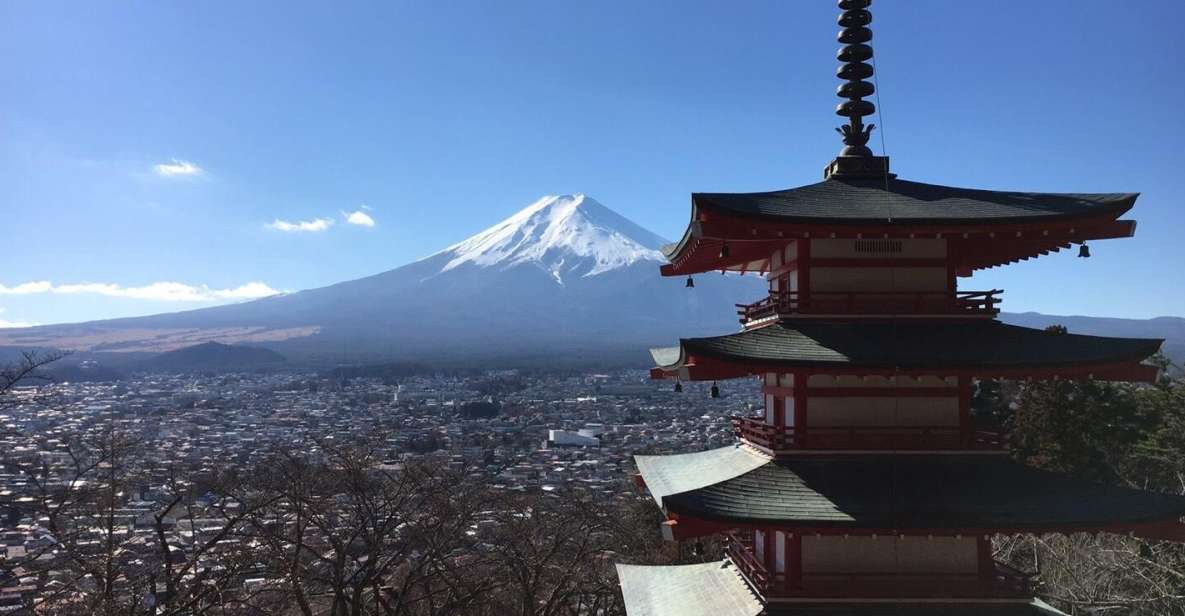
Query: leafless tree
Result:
<box><xmin>1</xmin><ymin>413</ymin><xmax>267</xmax><ymax>615</ymax></box>
<box><xmin>240</xmin><ymin>438</ymin><xmax>496</xmax><ymax>616</ymax></box>
<box><xmin>0</xmin><ymin>350</ymin><xmax>67</xmax><ymax>398</ymax></box>
<box><xmin>996</xmin><ymin>533</ymin><xmax>1185</xmax><ymax>615</ymax></box>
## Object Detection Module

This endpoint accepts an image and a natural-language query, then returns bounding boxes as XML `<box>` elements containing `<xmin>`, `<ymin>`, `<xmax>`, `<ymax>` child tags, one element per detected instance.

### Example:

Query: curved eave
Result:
<box><xmin>650</xmin><ymin>322</ymin><xmax>1163</xmax><ymax>383</ymax></box>
<box><xmin>616</xmin><ymin>561</ymin><xmax>763</xmax><ymax>616</ymax></box>
<box><xmin>694</xmin><ymin>184</ymin><xmax>1137</xmax><ymax>227</ymax></box>
<box><xmin>655</xmin><ymin>452</ymin><xmax>1185</xmax><ymax>542</ymax></box>
<box><xmin>634</xmin><ymin>446</ymin><xmax>770</xmax><ymax>509</ymax></box>
<box><xmin>660</xmin><ymin>182</ymin><xmax>1138</xmax><ymax>277</ymax></box>
<box><xmin>618</xmin><ymin>559</ymin><xmax>1067</xmax><ymax>616</ymax></box>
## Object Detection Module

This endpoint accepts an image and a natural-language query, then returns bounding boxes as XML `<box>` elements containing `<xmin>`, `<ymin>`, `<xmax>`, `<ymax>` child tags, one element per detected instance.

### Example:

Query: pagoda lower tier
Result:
<box><xmin>635</xmin><ymin>448</ymin><xmax>1185</xmax><ymax>543</ymax></box>
<box><xmin>618</xmin><ymin>447</ymin><xmax>1185</xmax><ymax>616</ymax></box>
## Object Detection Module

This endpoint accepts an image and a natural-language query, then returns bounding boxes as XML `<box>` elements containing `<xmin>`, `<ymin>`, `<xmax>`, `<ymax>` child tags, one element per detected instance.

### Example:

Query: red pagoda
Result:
<box><xmin>616</xmin><ymin>2</ymin><xmax>1185</xmax><ymax>615</ymax></box>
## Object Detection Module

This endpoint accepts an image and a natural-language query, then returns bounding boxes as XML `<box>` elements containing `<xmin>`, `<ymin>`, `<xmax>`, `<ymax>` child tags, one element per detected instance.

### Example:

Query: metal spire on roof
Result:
<box><xmin>835</xmin><ymin>0</ymin><xmax>876</xmax><ymax>157</ymax></box>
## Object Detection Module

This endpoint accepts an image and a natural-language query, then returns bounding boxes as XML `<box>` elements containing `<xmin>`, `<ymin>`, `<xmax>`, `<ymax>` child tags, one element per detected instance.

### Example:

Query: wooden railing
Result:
<box><xmin>731</xmin><ymin>416</ymin><xmax>1005</xmax><ymax>451</ymax></box>
<box><xmin>736</xmin><ymin>289</ymin><xmax>1002</xmax><ymax>322</ymax></box>
<box><xmin>725</xmin><ymin>532</ymin><xmax>1030</xmax><ymax>599</ymax></box>
<box><xmin>726</xmin><ymin>531</ymin><xmax>769</xmax><ymax>593</ymax></box>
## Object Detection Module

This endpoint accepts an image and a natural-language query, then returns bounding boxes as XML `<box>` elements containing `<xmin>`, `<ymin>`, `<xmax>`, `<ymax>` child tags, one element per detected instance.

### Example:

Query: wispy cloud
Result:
<box><xmin>343</xmin><ymin>208</ymin><xmax>376</xmax><ymax>227</ymax></box>
<box><xmin>0</xmin><ymin>281</ymin><xmax>53</xmax><ymax>295</ymax></box>
<box><xmin>266</xmin><ymin>217</ymin><xmax>335</xmax><ymax>233</ymax></box>
<box><xmin>153</xmin><ymin>159</ymin><xmax>204</xmax><ymax>177</ymax></box>
<box><xmin>0</xmin><ymin>281</ymin><xmax>280</xmax><ymax>302</ymax></box>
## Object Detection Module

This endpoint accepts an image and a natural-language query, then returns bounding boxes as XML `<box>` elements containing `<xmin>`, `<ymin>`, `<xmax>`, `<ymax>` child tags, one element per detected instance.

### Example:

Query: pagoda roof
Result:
<box><xmin>616</xmin><ymin>560</ymin><xmax>1068</xmax><ymax>616</ymax></box>
<box><xmin>651</xmin><ymin>320</ymin><xmax>1161</xmax><ymax>382</ymax></box>
<box><xmin>638</xmin><ymin>448</ymin><xmax>1185</xmax><ymax>539</ymax></box>
<box><xmin>616</xmin><ymin>561</ymin><xmax>763</xmax><ymax>616</ymax></box>
<box><xmin>635</xmin><ymin>446</ymin><xmax>769</xmax><ymax>509</ymax></box>
<box><xmin>661</xmin><ymin>176</ymin><xmax>1139</xmax><ymax>276</ymax></box>
<box><xmin>691</xmin><ymin>177</ymin><xmax>1135</xmax><ymax>227</ymax></box>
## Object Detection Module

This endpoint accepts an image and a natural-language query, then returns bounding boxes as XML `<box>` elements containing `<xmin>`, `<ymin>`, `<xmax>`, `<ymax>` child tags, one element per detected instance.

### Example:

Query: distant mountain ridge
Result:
<box><xmin>143</xmin><ymin>342</ymin><xmax>286</xmax><ymax>373</ymax></box>
<box><xmin>0</xmin><ymin>194</ymin><xmax>1180</xmax><ymax>368</ymax></box>
<box><xmin>0</xmin><ymin>195</ymin><xmax>759</xmax><ymax>364</ymax></box>
<box><xmin>999</xmin><ymin>312</ymin><xmax>1184</xmax><ymax>365</ymax></box>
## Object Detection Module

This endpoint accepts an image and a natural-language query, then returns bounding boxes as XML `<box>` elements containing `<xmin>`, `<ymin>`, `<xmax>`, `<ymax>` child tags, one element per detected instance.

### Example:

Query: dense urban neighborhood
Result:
<box><xmin>0</xmin><ymin>368</ymin><xmax>752</xmax><ymax>612</ymax></box>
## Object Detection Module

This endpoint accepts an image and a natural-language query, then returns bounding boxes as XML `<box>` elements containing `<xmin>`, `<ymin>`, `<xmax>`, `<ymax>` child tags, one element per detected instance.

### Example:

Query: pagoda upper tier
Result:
<box><xmin>650</xmin><ymin>320</ymin><xmax>1162</xmax><ymax>383</ymax></box>
<box><xmin>661</xmin><ymin>169</ymin><xmax>1138</xmax><ymax>276</ymax></box>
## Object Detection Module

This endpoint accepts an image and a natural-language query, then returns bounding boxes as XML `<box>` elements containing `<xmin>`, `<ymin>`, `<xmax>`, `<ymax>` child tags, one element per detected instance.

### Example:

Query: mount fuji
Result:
<box><xmin>1</xmin><ymin>195</ymin><xmax>761</xmax><ymax>366</ymax></box>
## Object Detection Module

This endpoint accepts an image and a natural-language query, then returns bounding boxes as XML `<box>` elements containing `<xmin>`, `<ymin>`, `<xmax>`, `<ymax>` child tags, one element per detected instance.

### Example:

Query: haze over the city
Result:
<box><xmin>2</xmin><ymin>0</ymin><xmax>1184</xmax><ymax>328</ymax></box>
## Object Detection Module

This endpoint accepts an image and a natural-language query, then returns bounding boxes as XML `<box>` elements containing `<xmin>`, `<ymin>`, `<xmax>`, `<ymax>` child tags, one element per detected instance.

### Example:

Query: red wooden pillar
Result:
<box><xmin>793</xmin><ymin>372</ymin><xmax>808</xmax><ymax>446</ymax></box>
<box><xmin>958</xmin><ymin>375</ymin><xmax>972</xmax><ymax>445</ymax></box>
<box><xmin>764</xmin><ymin>527</ymin><xmax>777</xmax><ymax>591</ymax></box>
<box><xmin>947</xmin><ymin>240</ymin><xmax>959</xmax><ymax>294</ymax></box>
<box><xmin>797</xmin><ymin>239</ymin><xmax>811</xmax><ymax>309</ymax></box>
<box><xmin>773</xmin><ymin>397</ymin><xmax>786</xmax><ymax>427</ymax></box>
<box><xmin>788</xmin><ymin>533</ymin><xmax>802</xmax><ymax>590</ymax></box>
<box><xmin>977</xmin><ymin>535</ymin><xmax>993</xmax><ymax>580</ymax></box>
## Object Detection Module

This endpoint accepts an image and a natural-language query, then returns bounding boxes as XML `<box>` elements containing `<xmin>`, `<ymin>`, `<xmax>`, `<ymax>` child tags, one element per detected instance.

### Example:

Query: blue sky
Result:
<box><xmin>2</xmin><ymin>0</ymin><xmax>1183</xmax><ymax>326</ymax></box>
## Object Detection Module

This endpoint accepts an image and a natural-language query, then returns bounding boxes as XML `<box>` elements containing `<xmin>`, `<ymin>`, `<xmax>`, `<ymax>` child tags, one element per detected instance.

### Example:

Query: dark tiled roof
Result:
<box><xmin>655</xmin><ymin>321</ymin><xmax>1161</xmax><ymax>371</ymax></box>
<box><xmin>693</xmin><ymin>177</ymin><xmax>1136</xmax><ymax>225</ymax></box>
<box><xmin>660</xmin><ymin>454</ymin><xmax>1185</xmax><ymax>530</ymax></box>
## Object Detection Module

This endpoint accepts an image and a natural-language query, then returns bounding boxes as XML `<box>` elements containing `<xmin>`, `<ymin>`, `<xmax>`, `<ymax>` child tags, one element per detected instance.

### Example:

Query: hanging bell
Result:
<box><xmin>719</xmin><ymin>242</ymin><xmax>730</xmax><ymax>258</ymax></box>
<box><xmin>1078</xmin><ymin>243</ymin><xmax>1090</xmax><ymax>258</ymax></box>
<box><xmin>709</xmin><ymin>381</ymin><xmax>720</xmax><ymax>398</ymax></box>
<box><xmin>674</xmin><ymin>380</ymin><xmax>683</xmax><ymax>393</ymax></box>
<box><xmin>686</xmin><ymin>276</ymin><xmax>695</xmax><ymax>288</ymax></box>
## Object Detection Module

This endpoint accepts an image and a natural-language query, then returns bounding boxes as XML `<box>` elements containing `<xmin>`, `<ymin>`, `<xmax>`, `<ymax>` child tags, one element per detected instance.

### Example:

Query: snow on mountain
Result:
<box><xmin>0</xmin><ymin>193</ymin><xmax>763</xmax><ymax>362</ymax></box>
<box><xmin>433</xmin><ymin>194</ymin><xmax>667</xmax><ymax>283</ymax></box>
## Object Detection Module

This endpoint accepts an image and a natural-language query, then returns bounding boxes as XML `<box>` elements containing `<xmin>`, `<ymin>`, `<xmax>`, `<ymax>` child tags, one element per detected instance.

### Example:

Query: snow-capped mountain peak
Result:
<box><xmin>435</xmin><ymin>194</ymin><xmax>668</xmax><ymax>283</ymax></box>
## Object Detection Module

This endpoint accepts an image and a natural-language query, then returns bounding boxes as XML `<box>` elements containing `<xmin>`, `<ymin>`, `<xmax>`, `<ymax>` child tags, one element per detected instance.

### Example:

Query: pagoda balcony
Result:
<box><xmin>736</xmin><ymin>289</ymin><xmax>1002</xmax><ymax>323</ymax></box>
<box><xmin>731</xmin><ymin>416</ymin><xmax>1006</xmax><ymax>452</ymax></box>
<box><xmin>725</xmin><ymin>532</ymin><xmax>1031</xmax><ymax>600</ymax></box>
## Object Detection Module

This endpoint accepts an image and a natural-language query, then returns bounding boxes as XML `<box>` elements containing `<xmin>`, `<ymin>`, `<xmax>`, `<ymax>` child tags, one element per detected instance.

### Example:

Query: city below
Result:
<box><xmin>0</xmin><ymin>367</ymin><xmax>754</xmax><ymax>611</ymax></box>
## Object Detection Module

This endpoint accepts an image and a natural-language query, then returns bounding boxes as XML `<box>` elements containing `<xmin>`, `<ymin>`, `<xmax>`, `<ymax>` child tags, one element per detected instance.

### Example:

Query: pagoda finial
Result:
<box><xmin>835</xmin><ymin>0</ymin><xmax>876</xmax><ymax>158</ymax></box>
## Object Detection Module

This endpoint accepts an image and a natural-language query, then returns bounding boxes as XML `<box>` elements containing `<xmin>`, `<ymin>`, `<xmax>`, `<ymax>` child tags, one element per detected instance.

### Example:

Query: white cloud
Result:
<box><xmin>0</xmin><ymin>281</ymin><xmax>280</xmax><ymax>302</ymax></box>
<box><xmin>0</xmin><ymin>308</ymin><xmax>36</xmax><ymax>329</ymax></box>
<box><xmin>344</xmin><ymin>209</ymin><xmax>376</xmax><ymax>227</ymax></box>
<box><xmin>0</xmin><ymin>281</ymin><xmax>53</xmax><ymax>295</ymax></box>
<box><xmin>266</xmin><ymin>217</ymin><xmax>335</xmax><ymax>232</ymax></box>
<box><xmin>153</xmin><ymin>159</ymin><xmax>204</xmax><ymax>177</ymax></box>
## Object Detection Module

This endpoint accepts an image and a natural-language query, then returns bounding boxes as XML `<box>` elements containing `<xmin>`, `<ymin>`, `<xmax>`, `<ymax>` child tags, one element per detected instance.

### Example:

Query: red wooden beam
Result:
<box><xmin>662</xmin><ymin>210</ymin><xmax>1136</xmax><ymax>276</ymax></box>
<box><xmin>656</xmin><ymin>513</ymin><xmax>1185</xmax><ymax>543</ymax></box>
<box><xmin>668</xmin><ymin>355</ymin><xmax>1159</xmax><ymax>384</ymax></box>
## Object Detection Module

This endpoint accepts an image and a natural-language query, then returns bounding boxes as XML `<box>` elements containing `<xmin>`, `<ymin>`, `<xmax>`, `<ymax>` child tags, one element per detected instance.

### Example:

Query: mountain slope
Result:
<box><xmin>141</xmin><ymin>342</ymin><xmax>286</xmax><ymax>373</ymax></box>
<box><xmin>0</xmin><ymin>195</ymin><xmax>762</xmax><ymax>363</ymax></box>
<box><xmin>5</xmin><ymin>193</ymin><xmax>1178</xmax><ymax>367</ymax></box>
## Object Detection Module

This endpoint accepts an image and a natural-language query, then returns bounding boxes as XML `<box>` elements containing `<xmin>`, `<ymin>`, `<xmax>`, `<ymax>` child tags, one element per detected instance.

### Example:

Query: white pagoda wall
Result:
<box><xmin>801</xmin><ymin>535</ymin><xmax>978</xmax><ymax>575</ymax></box>
<box><xmin>805</xmin><ymin>375</ymin><xmax>959</xmax><ymax>428</ymax></box>
<box><xmin>808</xmin><ymin>238</ymin><xmax>949</xmax><ymax>295</ymax></box>
<box><xmin>762</xmin><ymin>374</ymin><xmax>960</xmax><ymax>429</ymax></box>
<box><xmin>767</xmin><ymin>241</ymin><xmax>799</xmax><ymax>295</ymax></box>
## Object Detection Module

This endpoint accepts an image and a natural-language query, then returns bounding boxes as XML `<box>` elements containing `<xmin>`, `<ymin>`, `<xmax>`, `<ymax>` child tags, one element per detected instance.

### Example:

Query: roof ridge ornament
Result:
<box><xmin>836</xmin><ymin>0</ymin><xmax>876</xmax><ymax>157</ymax></box>
<box><xmin>826</xmin><ymin>0</ymin><xmax>891</xmax><ymax>180</ymax></box>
